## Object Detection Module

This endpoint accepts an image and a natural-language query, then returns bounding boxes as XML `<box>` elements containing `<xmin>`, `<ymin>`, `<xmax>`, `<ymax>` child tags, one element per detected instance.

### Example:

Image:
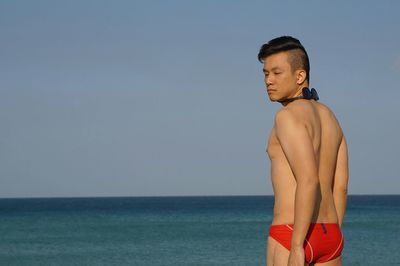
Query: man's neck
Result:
<box><xmin>280</xmin><ymin>85</ymin><xmax>308</xmax><ymax>106</ymax></box>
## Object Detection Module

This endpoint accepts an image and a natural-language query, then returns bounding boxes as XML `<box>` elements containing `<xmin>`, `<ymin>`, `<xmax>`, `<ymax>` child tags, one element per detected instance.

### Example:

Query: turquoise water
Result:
<box><xmin>0</xmin><ymin>195</ymin><xmax>399</xmax><ymax>265</ymax></box>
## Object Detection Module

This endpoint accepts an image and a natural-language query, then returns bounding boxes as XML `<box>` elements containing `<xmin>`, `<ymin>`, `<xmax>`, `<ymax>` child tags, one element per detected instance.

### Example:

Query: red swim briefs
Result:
<box><xmin>269</xmin><ymin>223</ymin><xmax>344</xmax><ymax>264</ymax></box>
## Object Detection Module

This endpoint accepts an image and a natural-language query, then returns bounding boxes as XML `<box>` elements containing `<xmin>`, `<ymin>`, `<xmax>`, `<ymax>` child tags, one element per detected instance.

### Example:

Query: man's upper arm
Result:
<box><xmin>274</xmin><ymin>109</ymin><xmax>318</xmax><ymax>183</ymax></box>
<box><xmin>333</xmin><ymin>135</ymin><xmax>349</xmax><ymax>192</ymax></box>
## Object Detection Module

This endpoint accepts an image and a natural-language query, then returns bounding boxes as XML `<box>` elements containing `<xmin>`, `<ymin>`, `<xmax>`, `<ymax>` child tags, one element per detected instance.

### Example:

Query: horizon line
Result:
<box><xmin>0</xmin><ymin>193</ymin><xmax>399</xmax><ymax>200</ymax></box>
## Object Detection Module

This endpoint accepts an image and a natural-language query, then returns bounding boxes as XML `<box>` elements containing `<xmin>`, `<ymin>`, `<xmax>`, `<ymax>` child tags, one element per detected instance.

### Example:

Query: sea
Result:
<box><xmin>0</xmin><ymin>195</ymin><xmax>399</xmax><ymax>266</ymax></box>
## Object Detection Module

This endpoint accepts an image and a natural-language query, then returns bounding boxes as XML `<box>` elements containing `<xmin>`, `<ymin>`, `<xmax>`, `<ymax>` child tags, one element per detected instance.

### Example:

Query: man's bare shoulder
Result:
<box><xmin>273</xmin><ymin>104</ymin><xmax>307</xmax><ymax>131</ymax></box>
<box><xmin>280</xmin><ymin>100</ymin><xmax>338</xmax><ymax>120</ymax></box>
<box><xmin>316</xmin><ymin>101</ymin><xmax>335</xmax><ymax>114</ymax></box>
<box><xmin>274</xmin><ymin>106</ymin><xmax>298</xmax><ymax>124</ymax></box>
<box><xmin>275</xmin><ymin>99</ymin><xmax>313</xmax><ymax>123</ymax></box>
<box><xmin>316</xmin><ymin>101</ymin><xmax>342</xmax><ymax>126</ymax></box>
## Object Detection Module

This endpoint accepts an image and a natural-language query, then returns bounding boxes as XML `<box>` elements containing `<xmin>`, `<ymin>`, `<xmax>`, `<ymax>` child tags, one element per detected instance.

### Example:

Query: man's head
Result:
<box><xmin>258</xmin><ymin>36</ymin><xmax>310</xmax><ymax>102</ymax></box>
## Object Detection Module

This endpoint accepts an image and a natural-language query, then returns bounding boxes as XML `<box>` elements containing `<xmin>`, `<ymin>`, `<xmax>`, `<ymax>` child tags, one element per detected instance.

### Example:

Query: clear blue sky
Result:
<box><xmin>1</xmin><ymin>1</ymin><xmax>400</xmax><ymax>197</ymax></box>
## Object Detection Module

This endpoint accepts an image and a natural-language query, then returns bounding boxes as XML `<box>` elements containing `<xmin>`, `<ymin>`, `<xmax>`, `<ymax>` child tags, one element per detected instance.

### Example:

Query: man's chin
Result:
<box><xmin>268</xmin><ymin>97</ymin><xmax>279</xmax><ymax>102</ymax></box>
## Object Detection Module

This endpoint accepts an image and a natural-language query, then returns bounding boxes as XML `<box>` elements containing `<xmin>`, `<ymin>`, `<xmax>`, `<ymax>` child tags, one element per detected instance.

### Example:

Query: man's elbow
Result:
<box><xmin>334</xmin><ymin>185</ymin><xmax>348</xmax><ymax>195</ymax></box>
<box><xmin>297</xmin><ymin>176</ymin><xmax>320</xmax><ymax>188</ymax></box>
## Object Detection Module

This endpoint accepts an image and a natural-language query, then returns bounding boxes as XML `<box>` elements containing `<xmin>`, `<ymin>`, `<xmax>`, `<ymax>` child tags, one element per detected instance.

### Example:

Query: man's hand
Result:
<box><xmin>287</xmin><ymin>246</ymin><xmax>305</xmax><ymax>266</ymax></box>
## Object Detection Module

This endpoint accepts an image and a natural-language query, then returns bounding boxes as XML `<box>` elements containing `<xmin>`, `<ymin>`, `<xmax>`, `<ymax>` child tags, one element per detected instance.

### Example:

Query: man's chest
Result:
<box><xmin>266</xmin><ymin>127</ymin><xmax>284</xmax><ymax>160</ymax></box>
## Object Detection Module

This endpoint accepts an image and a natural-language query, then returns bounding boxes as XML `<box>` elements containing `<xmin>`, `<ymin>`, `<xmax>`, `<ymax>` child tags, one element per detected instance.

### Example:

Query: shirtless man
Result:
<box><xmin>258</xmin><ymin>36</ymin><xmax>349</xmax><ymax>266</ymax></box>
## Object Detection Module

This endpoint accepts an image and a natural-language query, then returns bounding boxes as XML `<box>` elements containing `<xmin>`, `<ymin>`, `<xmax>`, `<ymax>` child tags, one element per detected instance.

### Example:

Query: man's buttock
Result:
<box><xmin>269</xmin><ymin>223</ymin><xmax>344</xmax><ymax>264</ymax></box>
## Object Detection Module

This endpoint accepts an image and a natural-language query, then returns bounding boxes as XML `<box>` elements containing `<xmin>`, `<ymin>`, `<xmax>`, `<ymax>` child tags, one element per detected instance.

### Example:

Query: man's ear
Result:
<box><xmin>296</xmin><ymin>69</ymin><xmax>307</xmax><ymax>85</ymax></box>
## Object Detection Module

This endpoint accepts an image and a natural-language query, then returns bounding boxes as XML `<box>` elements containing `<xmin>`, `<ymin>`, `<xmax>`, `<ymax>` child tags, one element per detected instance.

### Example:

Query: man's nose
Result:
<box><xmin>265</xmin><ymin>76</ymin><xmax>273</xmax><ymax>86</ymax></box>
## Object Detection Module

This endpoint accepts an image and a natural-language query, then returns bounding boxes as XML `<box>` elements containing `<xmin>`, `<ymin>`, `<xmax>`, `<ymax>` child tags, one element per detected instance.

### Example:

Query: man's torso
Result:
<box><xmin>267</xmin><ymin>99</ymin><xmax>343</xmax><ymax>225</ymax></box>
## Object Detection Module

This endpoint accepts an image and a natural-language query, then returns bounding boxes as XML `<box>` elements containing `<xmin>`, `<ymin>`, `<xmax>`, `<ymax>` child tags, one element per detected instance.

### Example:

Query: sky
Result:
<box><xmin>1</xmin><ymin>1</ymin><xmax>400</xmax><ymax>198</ymax></box>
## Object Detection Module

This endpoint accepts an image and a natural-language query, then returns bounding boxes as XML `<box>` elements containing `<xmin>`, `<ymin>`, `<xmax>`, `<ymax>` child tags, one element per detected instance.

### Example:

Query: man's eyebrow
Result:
<box><xmin>263</xmin><ymin>67</ymin><xmax>281</xmax><ymax>72</ymax></box>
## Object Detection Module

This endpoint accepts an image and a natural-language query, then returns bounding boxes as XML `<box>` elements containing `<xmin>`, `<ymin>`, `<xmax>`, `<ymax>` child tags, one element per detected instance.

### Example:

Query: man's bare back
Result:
<box><xmin>267</xmin><ymin>99</ymin><xmax>344</xmax><ymax>226</ymax></box>
<box><xmin>266</xmin><ymin>99</ymin><xmax>348</xmax><ymax>266</ymax></box>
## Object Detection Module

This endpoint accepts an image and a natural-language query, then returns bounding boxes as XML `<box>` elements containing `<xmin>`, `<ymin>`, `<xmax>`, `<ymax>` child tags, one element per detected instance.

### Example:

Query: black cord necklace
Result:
<box><xmin>278</xmin><ymin>87</ymin><xmax>319</xmax><ymax>104</ymax></box>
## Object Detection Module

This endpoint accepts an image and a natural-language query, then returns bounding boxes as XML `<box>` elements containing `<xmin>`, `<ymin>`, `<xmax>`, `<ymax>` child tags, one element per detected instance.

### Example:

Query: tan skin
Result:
<box><xmin>263</xmin><ymin>52</ymin><xmax>349</xmax><ymax>266</ymax></box>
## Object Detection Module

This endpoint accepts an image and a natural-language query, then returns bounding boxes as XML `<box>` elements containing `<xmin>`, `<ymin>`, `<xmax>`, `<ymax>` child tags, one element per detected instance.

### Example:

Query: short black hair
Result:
<box><xmin>258</xmin><ymin>36</ymin><xmax>310</xmax><ymax>83</ymax></box>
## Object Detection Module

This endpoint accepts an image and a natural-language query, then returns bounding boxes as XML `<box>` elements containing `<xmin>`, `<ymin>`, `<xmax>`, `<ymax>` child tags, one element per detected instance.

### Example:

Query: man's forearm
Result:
<box><xmin>291</xmin><ymin>180</ymin><xmax>319</xmax><ymax>247</ymax></box>
<box><xmin>333</xmin><ymin>189</ymin><xmax>347</xmax><ymax>227</ymax></box>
